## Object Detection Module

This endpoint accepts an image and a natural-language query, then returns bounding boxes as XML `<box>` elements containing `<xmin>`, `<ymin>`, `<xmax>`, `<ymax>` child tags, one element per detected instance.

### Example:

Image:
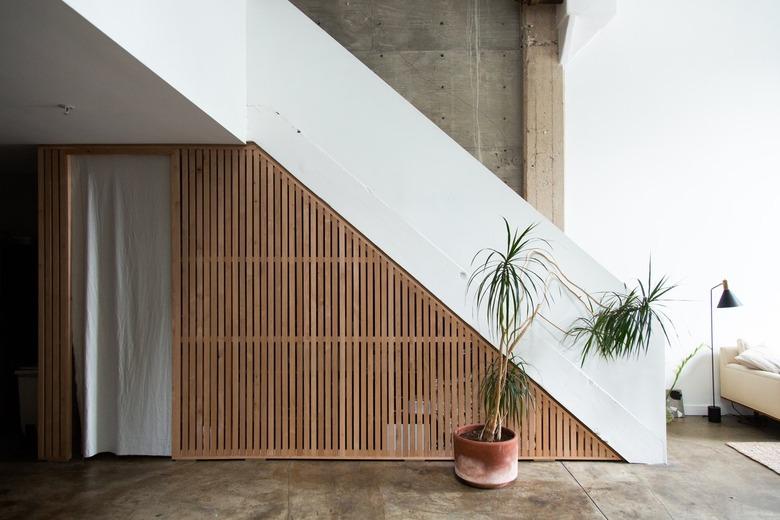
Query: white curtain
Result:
<box><xmin>71</xmin><ymin>155</ymin><xmax>171</xmax><ymax>457</ymax></box>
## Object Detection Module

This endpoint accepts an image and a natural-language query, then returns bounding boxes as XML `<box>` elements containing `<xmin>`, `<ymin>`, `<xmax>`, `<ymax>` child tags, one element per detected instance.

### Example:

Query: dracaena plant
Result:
<box><xmin>468</xmin><ymin>220</ymin><xmax>588</xmax><ymax>442</ymax></box>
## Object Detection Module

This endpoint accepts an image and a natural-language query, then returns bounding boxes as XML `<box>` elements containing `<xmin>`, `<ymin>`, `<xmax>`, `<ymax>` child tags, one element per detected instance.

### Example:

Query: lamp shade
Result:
<box><xmin>716</xmin><ymin>280</ymin><xmax>741</xmax><ymax>308</ymax></box>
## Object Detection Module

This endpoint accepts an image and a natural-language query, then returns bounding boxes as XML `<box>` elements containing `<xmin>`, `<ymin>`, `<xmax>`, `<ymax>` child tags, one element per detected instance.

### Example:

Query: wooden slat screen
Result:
<box><xmin>171</xmin><ymin>145</ymin><xmax>620</xmax><ymax>461</ymax></box>
<box><xmin>36</xmin><ymin>144</ymin><xmax>618</xmax><ymax>461</ymax></box>
<box><xmin>37</xmin><ymin>148</ymin><xmax>72</xmax><ymax>461</ymax></box>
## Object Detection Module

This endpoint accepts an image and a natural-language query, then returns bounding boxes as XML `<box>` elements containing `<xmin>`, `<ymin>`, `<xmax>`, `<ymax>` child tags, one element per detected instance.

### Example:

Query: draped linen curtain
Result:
<box><xmin>71</xmin><ymin>155</ymin><xmax>171</xmax><ymax>457</ymax></box>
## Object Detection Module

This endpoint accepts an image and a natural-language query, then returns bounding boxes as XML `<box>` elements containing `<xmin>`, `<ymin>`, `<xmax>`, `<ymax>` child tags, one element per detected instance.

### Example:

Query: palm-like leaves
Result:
<box><xmin>467</xmin><ymin>220</ymin><xmax>555</xmax><ymax>440</ymax></box>
<box><xmin>568</xmin><ymin>263</ymin><xmax>676</xmax><ymax>366</ymax></box>
<box><xmin>468</xmin><ymin>220</ymin><xmax>552</xmax><ymax>338</ymax></box>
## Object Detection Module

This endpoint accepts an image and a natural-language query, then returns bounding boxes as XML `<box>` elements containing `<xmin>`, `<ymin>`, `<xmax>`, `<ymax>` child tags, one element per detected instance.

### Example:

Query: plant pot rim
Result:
<box><xmin>454</xmin><ymin>423</ymin><xmax>517</xmax><ymax>446</ymax></box>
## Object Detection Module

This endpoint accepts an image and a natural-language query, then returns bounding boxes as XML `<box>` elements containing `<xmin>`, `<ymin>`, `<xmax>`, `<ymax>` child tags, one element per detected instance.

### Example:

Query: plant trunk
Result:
<box><xmin>482</xmin><ymin>414</ymin><xmax>500</xmax><ymax>442</ymax></box>
<box><xmin>482</xmin><ymin>343</ymin><xmax>510</xmax><ymax>442</ymax></box>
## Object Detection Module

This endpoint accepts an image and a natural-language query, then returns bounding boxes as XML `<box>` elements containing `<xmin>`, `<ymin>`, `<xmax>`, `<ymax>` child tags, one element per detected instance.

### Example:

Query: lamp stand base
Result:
<box><xmin>708</xmin><ymin>405</ymin><xmax>722</xmax><ymax>423</ymax></box>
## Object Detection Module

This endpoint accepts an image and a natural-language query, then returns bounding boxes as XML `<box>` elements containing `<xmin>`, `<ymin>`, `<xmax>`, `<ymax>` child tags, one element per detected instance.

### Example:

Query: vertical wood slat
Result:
<box><xmin>181</xmin><ymin>151</ymin><xmax>191</xmax><ymax>455</ymax></box>
<box><xmin>171</xmin><ymin>150</ymin><xmax>182</xmax><ymax>458</ymax></box>
<box><xmin>44</xmin><ymin>150</ymin><xmax>54</xmax><ymax>459</ymax></box>
<box><xmin>203</xmin><ymin>149</ymin><xmax>212</xmax><ymax>456</ymax></box>
<box><xmin>59</xmin><ymin>151</ymin><xmax>71</xmax><ymax>457</ymax></box>
<box><xmin>188</xmin><ymin>150</ymin><xmax>197</xmax><ymax>454</ymax></box>
<box><xmin>196</xmin><ymin>149</ymin><xmax>203</xmax><ymax>456</ymax></box>
<box><xmin>37</xmin><ymin>149</ymin><xmax>46</xmax><ymax>460</ymax></box>
<box><xmin>209</xmin><ymin>149</ymin><xmax>217</xmax><ymax>454</ymax></box>
<box><xmin>51</xmin><ymin>150</ymin><xmax>60</xmax><ymax>461</ymax></box>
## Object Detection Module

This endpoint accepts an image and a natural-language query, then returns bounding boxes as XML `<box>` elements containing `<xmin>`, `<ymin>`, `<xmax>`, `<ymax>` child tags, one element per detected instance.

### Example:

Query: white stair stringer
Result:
<box><xmin>245</xmin><ymin>1</ymin><xmax>666</xmax><ymax>463</ymax></box>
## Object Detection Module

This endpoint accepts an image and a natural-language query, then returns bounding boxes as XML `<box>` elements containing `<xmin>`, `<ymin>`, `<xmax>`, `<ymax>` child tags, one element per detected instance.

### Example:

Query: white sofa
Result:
<box><xmin>720</xmin><ymin>346</ymin><xmax>780</xmax><ymax>420</ymax></box>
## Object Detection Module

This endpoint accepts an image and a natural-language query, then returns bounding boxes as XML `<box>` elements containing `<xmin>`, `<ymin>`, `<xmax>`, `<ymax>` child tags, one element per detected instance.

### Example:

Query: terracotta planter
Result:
<box><xmin>453</xmin><ymin>423</ymin><xmax>518</xmax><ymax>489</ymax></box>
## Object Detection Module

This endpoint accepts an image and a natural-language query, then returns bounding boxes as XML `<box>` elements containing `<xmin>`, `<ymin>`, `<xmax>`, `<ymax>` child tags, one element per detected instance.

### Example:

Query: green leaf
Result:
<box><xmin>568</xmin><ymin>262</ymin><xmax>677</xmax><ymax>366</ymax></box>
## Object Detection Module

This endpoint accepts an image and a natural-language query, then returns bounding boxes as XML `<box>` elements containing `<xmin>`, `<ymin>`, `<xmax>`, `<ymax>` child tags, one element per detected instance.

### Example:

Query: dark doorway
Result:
<box><xmin>0</xmin><ymin>145</ymin><xmax>38</xmax><ymax>459</ymax></box>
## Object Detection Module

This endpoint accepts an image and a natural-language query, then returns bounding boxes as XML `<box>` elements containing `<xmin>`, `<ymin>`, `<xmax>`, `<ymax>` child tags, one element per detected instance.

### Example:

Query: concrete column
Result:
<box><xmin>521</xmin><ymin>2</ymin><xmax>564</xmax><ymax>228</ymax></box>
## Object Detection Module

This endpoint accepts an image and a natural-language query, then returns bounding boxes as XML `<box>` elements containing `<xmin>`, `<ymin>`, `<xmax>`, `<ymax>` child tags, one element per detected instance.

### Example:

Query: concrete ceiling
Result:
<box><xmin>0</xmin><ymin>0</ymin><xmax>241</xmax><ymax>145</ymax></box>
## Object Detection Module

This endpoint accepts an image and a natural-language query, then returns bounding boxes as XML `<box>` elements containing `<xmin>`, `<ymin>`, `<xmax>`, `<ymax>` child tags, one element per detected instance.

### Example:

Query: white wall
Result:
<box><xmin>63</xmin><ymin>0</ymin><xmax>246</xmax><ymax>142</ymax></box>
<box><xmin>247</xmin><ymin>0</ymin><xmax>666</xmax><ymax>462</ymax></box>
<box><xmin>565</xmin><ymin>0</ymin><xmax>780</xmax><ymax>414</ymax></box>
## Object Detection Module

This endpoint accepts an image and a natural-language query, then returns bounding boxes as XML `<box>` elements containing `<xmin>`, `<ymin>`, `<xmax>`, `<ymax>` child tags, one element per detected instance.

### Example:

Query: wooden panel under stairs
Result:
<box><xmin>170</xmin><ymin>145</ymin><xmax>620</xmax><ymax>461</ymax></box>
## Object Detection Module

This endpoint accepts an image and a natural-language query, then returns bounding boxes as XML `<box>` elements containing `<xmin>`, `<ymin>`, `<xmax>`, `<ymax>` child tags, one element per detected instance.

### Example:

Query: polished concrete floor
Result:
<box><xmin>1</xmin><ymin>417</ymin><xmax>779</xmax><ymax>519</ymax></box>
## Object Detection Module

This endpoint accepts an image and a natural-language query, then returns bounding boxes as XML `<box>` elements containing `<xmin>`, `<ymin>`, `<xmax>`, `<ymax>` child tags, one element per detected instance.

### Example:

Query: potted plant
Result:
<box><xmin>455</xmin><ymin>221</ymin><xmax>569</xmax><ymax>488</ymax></box>
<box><xmin>666</xmin><ymin>344</ymin><xmax>704</xmax><ymax>422</ymax></box>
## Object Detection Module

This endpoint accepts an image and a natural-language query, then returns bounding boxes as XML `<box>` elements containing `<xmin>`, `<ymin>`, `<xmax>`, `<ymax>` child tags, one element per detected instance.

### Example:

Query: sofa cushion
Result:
<box><xmin>734</xmin><ymin>348</ymin><xmax>780</xmax><ymax>374</ymax></box>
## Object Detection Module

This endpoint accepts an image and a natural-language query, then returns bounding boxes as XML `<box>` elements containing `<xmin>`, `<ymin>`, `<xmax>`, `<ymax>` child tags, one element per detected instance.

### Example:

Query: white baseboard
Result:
<box><xmin>683</xmin><ymin>404</ymin><xmax>725</xmax><ymax>416</ymax></box>
<box><xmin>684</xmin><ymin>400</ymin><xmax>755</xmax><ymax>416</ymax></box>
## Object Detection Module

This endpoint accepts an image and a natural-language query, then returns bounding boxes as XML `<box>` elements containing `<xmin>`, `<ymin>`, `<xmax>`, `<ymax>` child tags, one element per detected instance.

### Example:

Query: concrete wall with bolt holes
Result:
<box><xmin>290</xmin><ymin>0</ymin><xmax>523</xmax><ymax>194</ymax></box>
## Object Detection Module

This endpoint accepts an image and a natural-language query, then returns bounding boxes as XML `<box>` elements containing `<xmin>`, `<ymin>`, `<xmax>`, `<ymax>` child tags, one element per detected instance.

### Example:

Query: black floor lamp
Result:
<box><xmin>709</xmin><ymin>279</ymin><xmax>741</xmax><ymax>423</ymax></box>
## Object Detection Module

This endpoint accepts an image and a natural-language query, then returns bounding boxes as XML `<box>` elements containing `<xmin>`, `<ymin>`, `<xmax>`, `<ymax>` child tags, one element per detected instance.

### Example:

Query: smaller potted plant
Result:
<box><xmin>666</xmin><ymin>344</ymin><xmax>704</xmax><ymax>422</ymax></box>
